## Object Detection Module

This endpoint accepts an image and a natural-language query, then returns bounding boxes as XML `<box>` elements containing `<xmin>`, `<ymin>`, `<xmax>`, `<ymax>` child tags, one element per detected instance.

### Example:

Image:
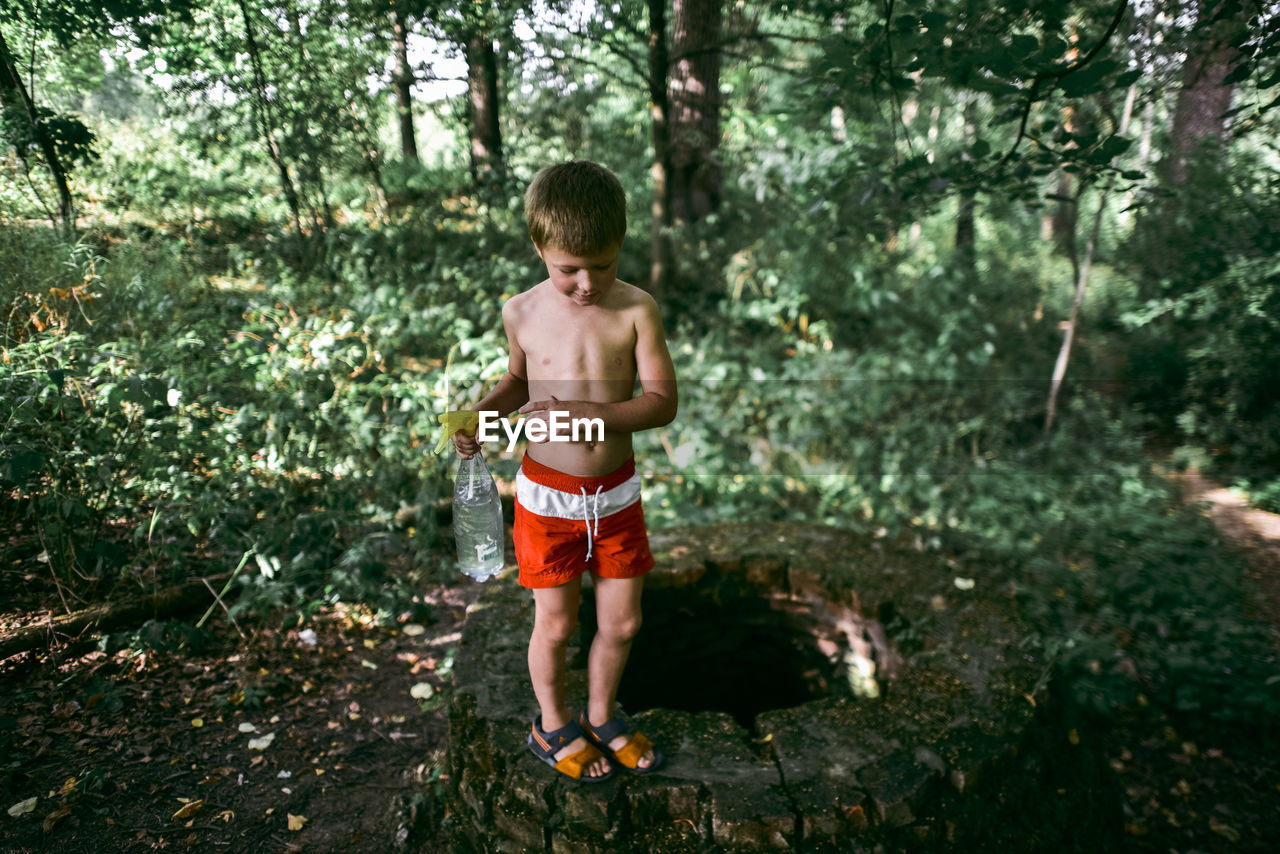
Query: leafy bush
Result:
<box><xmin>1118</xmin><ymin>151</ymin><xmax>1280</xmax><ymax>481</ymax></box>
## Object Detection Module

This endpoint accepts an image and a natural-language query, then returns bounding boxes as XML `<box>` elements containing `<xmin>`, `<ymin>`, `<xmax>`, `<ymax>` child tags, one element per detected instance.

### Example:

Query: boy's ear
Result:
<box><xmin>532</xmin><ymin>241</ymin><xmax>544</xmax><ymax>260</ymax></box>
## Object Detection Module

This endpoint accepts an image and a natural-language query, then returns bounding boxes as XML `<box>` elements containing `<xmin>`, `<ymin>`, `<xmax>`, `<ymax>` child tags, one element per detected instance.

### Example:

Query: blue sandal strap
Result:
<box><xmin>532</xmin><ymin>715</ymin><xmax>585</xmax><ymax>754</ymax></box>
<box><xmin>580</xmin><ymin>711</ymin><xmax>630</xmax><ymax>745</ymax></box>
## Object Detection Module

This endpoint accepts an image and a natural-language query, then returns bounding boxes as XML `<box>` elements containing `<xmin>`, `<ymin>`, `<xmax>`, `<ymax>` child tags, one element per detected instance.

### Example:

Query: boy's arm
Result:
<box><xmin>520</xmin><ymin>294</ymin><xmax>677</xmax><ymax>433</ymax></box>
<box><xmin>452</xmin><ymin>301</ymin><xmax>531</xmax><ymax>457</ymax></box>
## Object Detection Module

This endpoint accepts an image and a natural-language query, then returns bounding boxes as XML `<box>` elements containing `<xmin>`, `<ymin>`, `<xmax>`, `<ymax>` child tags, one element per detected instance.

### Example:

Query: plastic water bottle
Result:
<box><xmin>453</xmin><ymin>450</ymin><xmax>504</xmax><ymax>581</ymax></box>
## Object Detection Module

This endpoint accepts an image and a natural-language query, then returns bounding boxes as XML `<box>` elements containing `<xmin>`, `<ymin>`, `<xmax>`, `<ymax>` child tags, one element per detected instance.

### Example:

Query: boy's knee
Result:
<box><xmin>599</xmin><ymin>614</ymin><xmax>642</xmax><ymax>643</ymax></box>
<box><xmin>534</xmin><ymin>612</ymin><xmax>578</xmax><ymax>644</ymax></box>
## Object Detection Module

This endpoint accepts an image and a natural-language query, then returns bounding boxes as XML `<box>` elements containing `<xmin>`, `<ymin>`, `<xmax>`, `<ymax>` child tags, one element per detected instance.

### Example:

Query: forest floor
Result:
<box><xmin>1</xmin><ymin>472</ymin><xmax>1278</xmax><ymax>853</ymax></box>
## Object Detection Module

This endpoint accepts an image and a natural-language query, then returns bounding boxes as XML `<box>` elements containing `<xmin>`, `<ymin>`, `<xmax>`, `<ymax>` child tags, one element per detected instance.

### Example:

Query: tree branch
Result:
<box><xmin>991</xmin><ymin>0</ymin><xmax>1132</xmax><ymax>175</ymax></box>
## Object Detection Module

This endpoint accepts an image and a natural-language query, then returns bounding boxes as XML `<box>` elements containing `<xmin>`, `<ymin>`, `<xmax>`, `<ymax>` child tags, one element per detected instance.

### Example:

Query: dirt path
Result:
<box><xmin>1100</xmin><ymin>466</ymin><xmax>1280</xmax><ymax>853</ymax></box>
<box><xmin>1174</xmin><ymin>467</ymin><xmax>1280</xmax><ymax>639</ymax></box>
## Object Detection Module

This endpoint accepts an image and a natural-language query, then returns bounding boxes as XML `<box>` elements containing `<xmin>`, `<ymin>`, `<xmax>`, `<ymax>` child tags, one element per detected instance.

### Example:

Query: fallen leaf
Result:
<box><xmin>1209</xmin><ymin>816</ymin><xmax>1240</xmax><ymax>842</ymax></box>
<box><xmin>172</xmin><ymin>800</ymin><xmax>203</xmax><ymax>820</ymax></box>
<box><xmin>402</xmin><ymin>623</ymin><xmax>425</xmax><ymax>637</ymax></box>
<box><xmin>238</xmin><ymin>723</ymin><xmax>257</xmax><ymax>733</ymax></box>
<box><xmin>1068</xmin><ymin>729</ymin><xmax>1080</xmax><ymax>745</ymax></box>
<box><xmin>360</xmin><ymin>659</ymin><xmax>378</xmax><ymax>670</ymax></box>
<box><xmin>287</xmin><ymin>813</ymin><xmax>308</xmax><ymax>831</ymax></box>
<box><xmin>43</xmin><ymin>803</ymin><xmax>71</xmax><ymax>832</ymax></box>
<box><xmin>57</xmin><ymin>777</ymin><xmax>79</xmax><ymax>797</ymax></box>
<box><xmin>409</xmin><ymin>683</ymin><xmax>435</xmax><ymax>700</ymax></box>
<box><xmin>248</xmin><ymin>732</ymin><xmax>275</xmax><ymax>750</ymax></box>
<box><xmin>217</xmin><ymin>810</ymin><xmax>234</xmax><ymax>823</ymax></box>
<box><xmin>8</xmin><ymin>797</ymin><xmax>37</xmax><ymax>817</ymax></box>
<box><xmin>191</xmin><ymin>718</ymin><xmax>204</xmax><ymax>728</ymax></box>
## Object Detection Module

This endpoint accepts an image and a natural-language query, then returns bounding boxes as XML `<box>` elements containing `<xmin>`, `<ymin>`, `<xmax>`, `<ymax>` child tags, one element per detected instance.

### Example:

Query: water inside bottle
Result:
<box><xmin>454</xmin><ymin>454</ymin><xmax>505</xmax><ymax>581</ymax></box>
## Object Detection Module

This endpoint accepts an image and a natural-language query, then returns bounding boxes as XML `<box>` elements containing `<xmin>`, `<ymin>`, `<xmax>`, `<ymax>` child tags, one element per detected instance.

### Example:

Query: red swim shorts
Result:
<box><xmin>514</xmin><ymin>455</ymin><xmax>655</xmax><ymax>589</ymax></box>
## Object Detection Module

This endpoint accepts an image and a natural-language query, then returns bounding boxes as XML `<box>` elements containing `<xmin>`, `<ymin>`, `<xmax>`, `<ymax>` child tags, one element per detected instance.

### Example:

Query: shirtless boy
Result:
<box><xmin>452</xmin><ymin>161</ymin><xmax>677</xmax><ymax>782</ymax></box>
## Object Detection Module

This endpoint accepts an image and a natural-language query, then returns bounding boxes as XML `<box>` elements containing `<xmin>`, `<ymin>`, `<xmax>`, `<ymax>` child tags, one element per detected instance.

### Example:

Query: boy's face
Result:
<box><xmin>536</xmin><ymin>241</ymin><xmax>621</xmax><ymax>307</ymax></box>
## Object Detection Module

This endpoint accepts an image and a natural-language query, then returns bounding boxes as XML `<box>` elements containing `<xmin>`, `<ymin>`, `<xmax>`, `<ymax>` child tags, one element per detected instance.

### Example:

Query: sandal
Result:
<box><xmin>579</xmin><ymin>708</ymin><xmax>664</xmax><ymax>774</ymax></box>
<box><xmin>528</xmin><ymin>714</ymin><xmax>616</xmax><ymax>783</ymax></box>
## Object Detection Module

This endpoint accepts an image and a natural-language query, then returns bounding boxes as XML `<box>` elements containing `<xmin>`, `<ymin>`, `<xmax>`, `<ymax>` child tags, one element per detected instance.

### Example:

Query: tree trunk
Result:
<box><xmin>466</xmin><ymin>33</ymin><xmax>503</xmax><ymax>186</ymax></box>
<box><xmin>236</xmin><ymin>0</ymin><xmax>305</xmax><ymax>240</ymax></box>
<box><xmin>392</xmin><ymin>3</ymin><xmax>419</xmax><ymax>162</ymax></box>
<box><xmin>0</xmin><ymin>26</ymin><xmax>74</xmax><ymax>233</ymax></box>
<box><xmin>1167</xmin><ymin>2</ymin><xmax>1237</xmax><ymax>183</ymax></box>
<box><xmin>667</xmin><ymin>0</ymin><xmax>722</xmax><ymax>224</ymax></box>
<box><xmin>954</xmin><ymin>94</ymin><xmax>977</xmax><ymax>275</ymax></box>
<box><xmin>1043</xmin><ymin>105</ymin><xmax>1078</xmax><ymax>247</ymax></box>
<box><xmin>285</xmin><ymin>4</ymin><xmax>330</xmax><ymax>240</ymax></box>
<box><xmin>647</xmin><ymin>0</ymin><xmax>672</xmax><ymax>299</ymax></box>
<box><xmin>1044</xmin><ymin>85</ymin><xmax>1137</xmax><ymax>435</ymax></box>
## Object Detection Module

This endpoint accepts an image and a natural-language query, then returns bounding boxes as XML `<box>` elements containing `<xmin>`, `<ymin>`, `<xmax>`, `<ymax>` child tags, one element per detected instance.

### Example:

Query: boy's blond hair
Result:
<box><xmin>525</xmin><ymin>161</ymin><xmax>627</xmax><ymax>255</ymax></box>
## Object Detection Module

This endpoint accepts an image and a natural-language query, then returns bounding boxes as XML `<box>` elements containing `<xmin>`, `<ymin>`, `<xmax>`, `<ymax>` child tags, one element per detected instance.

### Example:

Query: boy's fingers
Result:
<box><xmin>518</xmin><ymin>399</ymin><xmax>555</xmax><ymax>414</ymax></box>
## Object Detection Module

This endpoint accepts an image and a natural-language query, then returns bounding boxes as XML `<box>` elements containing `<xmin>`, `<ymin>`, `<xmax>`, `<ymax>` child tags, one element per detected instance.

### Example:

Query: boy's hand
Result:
<box><xmin>452</xmin><ymin>429</ymin><xmax>481</xmax><ymax>459</ymax></box>
<box><xmin>517</xmin><ymin>394</ymin><xmax>563</xmax><ymax>444</ymax></box>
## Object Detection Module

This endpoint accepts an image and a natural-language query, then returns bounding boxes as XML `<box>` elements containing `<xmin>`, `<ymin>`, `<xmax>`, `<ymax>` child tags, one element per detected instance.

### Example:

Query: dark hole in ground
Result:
<box><xmin>578</xmin><ymin>586</ymin><xmax>852</xmax><ymax>732</ymax></box>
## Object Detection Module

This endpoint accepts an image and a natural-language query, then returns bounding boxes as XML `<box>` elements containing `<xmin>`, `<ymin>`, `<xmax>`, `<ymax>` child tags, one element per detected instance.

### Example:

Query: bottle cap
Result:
<box><xmin>435</xmin><ymin>410</ymin><xmax>480</xmax><ymax>454</ymax></box>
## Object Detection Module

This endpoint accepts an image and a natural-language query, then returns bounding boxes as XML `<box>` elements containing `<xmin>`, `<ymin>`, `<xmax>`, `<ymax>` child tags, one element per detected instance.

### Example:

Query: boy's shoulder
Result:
<box><xmin>501</xmin><ymin>282</ymin><xmax>541</xmax><ymax>321</ymax></box>
<box><xmin>611</xmin><ymin>279</ymin><xmax>658</xmax><ymax>310</ymax></box>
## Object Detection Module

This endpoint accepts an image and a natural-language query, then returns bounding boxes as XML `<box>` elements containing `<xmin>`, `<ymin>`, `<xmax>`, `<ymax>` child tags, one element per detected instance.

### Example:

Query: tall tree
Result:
<box><xmin>0</xmin><ymin>26</ymin><xmax>75</xmax><ymax>232</ymax></box>
<box><xmin>1045</xmin><ymin>82</ymin><xmax>1137</xmax><ymax>434</ymax></box>
<box><xmin>391</xmin><ymin>0</ymin><xmax>419</xmax><ymax>162</ymax></box>
<box><xmin>234</xmin><ymin>0</ymin><xmax>305</xmax><ymax>239</ymax></box>
<box><xmin>0</xmin><ymin>0</ymin><xmax>185</xmax><ymax>232</ymax></box>
<box><xmin>466</xmin><ymin>31</ymin><xmax>503</xmax><ymax>185</ymax></box>
<box><xmin>667</xmin><ymin>0</ymin><xmax>723</xmax><ymax>224</ymax></box>
<box><xmin>647</xmin><ymin>0</ymin><xmax>672</xmax><ymax>298</ymax></box>
<box><xmin>1166</xmin><ymin>0</ymin><xmax>1239</xmax><ymax>182</ymax></box>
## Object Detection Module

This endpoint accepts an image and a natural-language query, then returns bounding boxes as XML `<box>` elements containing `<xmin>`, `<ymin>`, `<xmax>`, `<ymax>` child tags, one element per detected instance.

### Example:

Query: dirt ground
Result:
<box><xmin>0</xmin><ymin>581</ymin><xmax>479</xmax><ymax>854</ymax></box>
<box><xmin>2</xmin><ymin>471</ymin><xmax>1279</xmax><ymax>853</ymax></box>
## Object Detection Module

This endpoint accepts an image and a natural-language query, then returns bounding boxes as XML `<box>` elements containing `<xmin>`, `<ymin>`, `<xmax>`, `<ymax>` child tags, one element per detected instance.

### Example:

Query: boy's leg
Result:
<box><xmin>529</xmin><ymin>575</ymin><xmax>612</xmax><ymax>778</ymax></box>
<box><xmin>585</xmin><ymin>574</ymin><xmax>655</xmax><ymax>769</ymax></box>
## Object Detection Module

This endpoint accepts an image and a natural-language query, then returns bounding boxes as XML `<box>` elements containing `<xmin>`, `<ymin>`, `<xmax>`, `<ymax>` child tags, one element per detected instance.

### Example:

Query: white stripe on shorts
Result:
<box><xmin>515</xmin><ymin>469</ymin><xmax>641</xmax><ymax>520</ymax></box>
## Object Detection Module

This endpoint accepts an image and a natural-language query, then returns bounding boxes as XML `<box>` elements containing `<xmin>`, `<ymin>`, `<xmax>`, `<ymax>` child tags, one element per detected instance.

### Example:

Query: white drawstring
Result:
<box><xmin>580</xmin><ymin>485</ymin><xmax>603</xmax><ymax>561</ymax></box>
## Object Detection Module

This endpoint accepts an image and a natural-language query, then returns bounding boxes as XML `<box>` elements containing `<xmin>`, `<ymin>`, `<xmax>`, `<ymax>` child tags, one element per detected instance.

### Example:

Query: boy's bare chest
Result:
<box><xmin>520</xmin><ymin>313</ymin><xmax>636</xmax><ymax>381</ymax></box>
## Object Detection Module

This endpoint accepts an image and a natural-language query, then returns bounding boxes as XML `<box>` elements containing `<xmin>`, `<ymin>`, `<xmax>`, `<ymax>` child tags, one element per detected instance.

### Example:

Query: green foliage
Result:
<box><xmin>0</xmin><ymin>201</ymin><xmax>528</xmax><ymax>614</ymax></box>
<box><xmin>0</xmin><ymin>104</ymin><xmax>98</xmax><ymax>169</ymax></box>
<box><xmin>1119</xmin><ymin>152</ymin><xmax>1280</xmax><ymax>477</ymax></box>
